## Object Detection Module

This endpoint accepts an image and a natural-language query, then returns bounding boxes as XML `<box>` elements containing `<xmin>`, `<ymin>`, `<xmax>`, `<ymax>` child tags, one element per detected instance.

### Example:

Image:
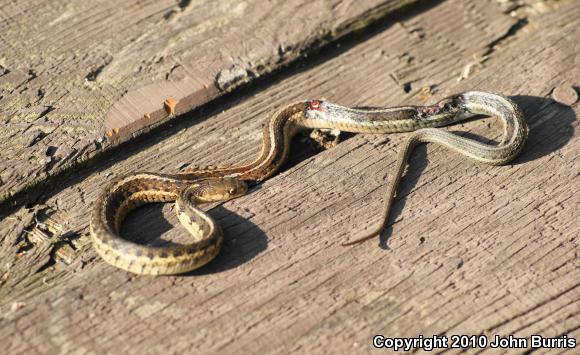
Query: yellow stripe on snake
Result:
<box><xmin>90</xmin><ymin>91</ymin><xmax>527</xmax><ymax>275</ymax></box>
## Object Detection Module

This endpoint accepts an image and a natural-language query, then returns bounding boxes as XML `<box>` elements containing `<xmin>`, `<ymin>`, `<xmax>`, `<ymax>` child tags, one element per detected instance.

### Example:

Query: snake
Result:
<box><xmin>90</xmin><ymin>91</ymin><xmax>527</xmax><ymax>275</ymax></box>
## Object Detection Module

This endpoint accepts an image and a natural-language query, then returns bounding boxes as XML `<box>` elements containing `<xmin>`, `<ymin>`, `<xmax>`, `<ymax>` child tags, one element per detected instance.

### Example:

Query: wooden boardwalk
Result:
<box><xmin>1</xmin><ymin>0</ymin><xmax>578</xmax><ymax>353</ymax></box>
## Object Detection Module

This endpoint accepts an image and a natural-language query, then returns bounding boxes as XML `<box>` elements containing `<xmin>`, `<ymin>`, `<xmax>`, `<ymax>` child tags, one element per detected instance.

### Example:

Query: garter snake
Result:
<box><xmin>90</xmin><ymin>91</ymin><xmax>527</xmax><ymax>275</ymax></box>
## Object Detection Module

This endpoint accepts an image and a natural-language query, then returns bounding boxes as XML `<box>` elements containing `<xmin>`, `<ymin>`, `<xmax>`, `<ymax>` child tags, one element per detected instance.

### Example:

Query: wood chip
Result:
<box><xmin>164</xmin><ymin>98</ymin><xmax>178</xmax><ymax>116</ymax></box>
<box><xmin>552</xmin><ymin>85</ymin><xmax>578</xmax><ymax>106</ymax></box>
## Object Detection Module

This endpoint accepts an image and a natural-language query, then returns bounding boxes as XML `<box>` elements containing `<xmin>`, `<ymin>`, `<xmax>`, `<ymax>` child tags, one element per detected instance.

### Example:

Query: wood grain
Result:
<box><xmin>0</xmin><ymin>0</ymin><xmax>422</xmax><ymax>204</ymax></box>
<box><xmin>0</xmin><ymin>0</ymin><xmax>578</xmax><ymax>353</ymax></box>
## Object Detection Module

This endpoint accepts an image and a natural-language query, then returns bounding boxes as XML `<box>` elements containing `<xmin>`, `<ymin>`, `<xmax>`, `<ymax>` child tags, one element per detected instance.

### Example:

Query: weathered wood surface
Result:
<box><xmin>1</xmin><ymin>0</ymin><xmax>579</xmax><ymax>353</ymax></box>
<box><xmin>0</xmin><ymin>0</ymin><xmax>421</xmax><ymax>204</ymax></box>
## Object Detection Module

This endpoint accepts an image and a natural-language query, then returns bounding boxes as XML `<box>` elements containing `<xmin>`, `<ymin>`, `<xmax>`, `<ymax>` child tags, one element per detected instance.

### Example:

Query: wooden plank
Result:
<box><xmin>0</xmin><ymin>0</ymin><xmax>422</xmax><ymax>204</ymax></box>
<box><xmin>1</xmin><ymin>0</ymin><xmax>579</xmax><ymax>353</ymax></box>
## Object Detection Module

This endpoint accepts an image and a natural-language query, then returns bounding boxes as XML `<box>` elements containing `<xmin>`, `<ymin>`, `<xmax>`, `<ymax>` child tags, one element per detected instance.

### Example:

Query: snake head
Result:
<box><xmin>193</xmin><ymin>178</ymin><xmax>249</xmax><ymax>203</ymax></box>
<box><xmin>217</xmin><ymin>178</ymin><xmax>249</xmax><ymax>200</ymax></box>
<box><xmin>417</xmin><ymin>94</ymin><xmax>465</xmax><ymax>120</ymax></box>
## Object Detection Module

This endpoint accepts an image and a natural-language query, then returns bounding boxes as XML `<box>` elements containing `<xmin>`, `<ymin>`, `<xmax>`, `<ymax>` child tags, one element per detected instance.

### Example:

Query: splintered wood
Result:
<box><xmin>0</xmin><ymin>0</ymin><xmax>417</xmax><ymax>204</ymax></box>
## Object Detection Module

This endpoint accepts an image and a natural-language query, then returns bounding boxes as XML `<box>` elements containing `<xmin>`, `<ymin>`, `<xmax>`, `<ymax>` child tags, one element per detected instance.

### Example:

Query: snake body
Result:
<box><xmin>90</xmin><ymin>91</ymin><xmax>527</xmax><ymax>275</ymax></box>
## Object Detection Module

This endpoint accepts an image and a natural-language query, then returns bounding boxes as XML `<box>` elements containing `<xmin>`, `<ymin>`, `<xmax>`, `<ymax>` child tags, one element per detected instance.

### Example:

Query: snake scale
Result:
<box><xmin>90</xmin><ymin>91</ymin><xmax>527</xmax><ymax>275</ymax></box>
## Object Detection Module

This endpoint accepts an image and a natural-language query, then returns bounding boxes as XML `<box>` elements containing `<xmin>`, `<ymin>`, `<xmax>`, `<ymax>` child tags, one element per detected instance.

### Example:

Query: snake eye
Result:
<box><xmin>227</xmin><ymin>188</ymin><xmax>236</xmax><ymax>195</ymax></box>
